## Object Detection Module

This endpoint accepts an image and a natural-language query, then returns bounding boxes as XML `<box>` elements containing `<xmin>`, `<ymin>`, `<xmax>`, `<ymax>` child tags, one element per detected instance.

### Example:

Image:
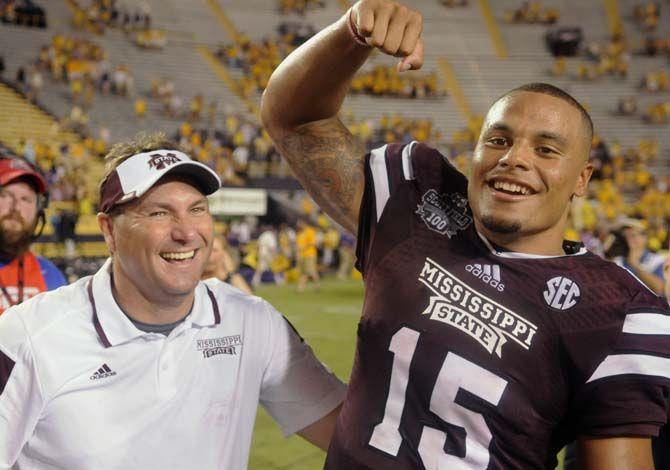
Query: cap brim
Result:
<box><xmin>0</xmin><ymin>169</ymin><xmax>47</xmax><ymax>193</ymax></box>
<box><xmin>119</xmin><ymin>160</ymin><xmax>221</xmax><ymax>205</ymax></box>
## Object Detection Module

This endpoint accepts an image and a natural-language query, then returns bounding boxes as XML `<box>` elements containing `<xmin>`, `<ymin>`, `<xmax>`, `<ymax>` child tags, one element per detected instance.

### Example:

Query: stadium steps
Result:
<box><xmin>603</xmin><ymin>0</ymin><xmax>624</xmax><ymax>36</ymax></box>
<box><xmin>477</xmin><ymin>0</ymin><xmax>509</xmax><ymax>58</ymax></box>
<box><xmin>0</xmin><ymin>81</ymin><xmax>80</xmax><ymax>151</ymax></box>
<box><xmin>455</xmin><ymin>0</ymin><xmax>670</xmax><ymax>159</ymax></box>
<box><xmin>0</xmin><ymin>80</ymin><xmax>105</xmax><ymax>201</ymax></box>
<box><xmin>195</xmin><ymin>45</ymin><xmax>258</xmax><ymax>114</ymax></box>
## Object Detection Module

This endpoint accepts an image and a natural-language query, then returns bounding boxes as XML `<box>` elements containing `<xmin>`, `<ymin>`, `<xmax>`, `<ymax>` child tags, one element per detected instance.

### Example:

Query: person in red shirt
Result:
<box><xmin>0</xmin><ymin>157</ymin><xmax>66</xmax><ymax>314</ymax></box>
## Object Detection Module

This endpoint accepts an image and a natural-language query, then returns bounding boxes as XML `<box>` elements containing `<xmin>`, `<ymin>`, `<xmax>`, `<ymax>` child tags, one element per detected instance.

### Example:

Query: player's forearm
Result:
<box><xmin>577</xmin><ymin>436</ymin><xmax>654</xmax><ymax>470</ymax></box>
<box><xmin>261</xmin><ymin>13</ymin><xmax>372</xmax><ymax>135</ymax></box>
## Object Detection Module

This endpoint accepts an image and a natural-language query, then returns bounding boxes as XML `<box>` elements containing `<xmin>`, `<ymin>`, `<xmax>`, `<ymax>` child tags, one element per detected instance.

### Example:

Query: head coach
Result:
<box><xmin>0</xmin><ymin>133</ymin><xmax>345</xmax><ymax>469</ymax></box>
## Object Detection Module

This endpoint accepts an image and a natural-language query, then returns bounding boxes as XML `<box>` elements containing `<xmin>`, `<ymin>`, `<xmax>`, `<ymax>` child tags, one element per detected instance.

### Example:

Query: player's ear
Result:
<box><xmin>573</xmin><ymin>162</ymin><xmax>593</xmax><ymax>198</ymax></box>
<box><xmin>97</xmin><ymin>212</ymin><xmax>116</xmax><ymax>254</ymax></box>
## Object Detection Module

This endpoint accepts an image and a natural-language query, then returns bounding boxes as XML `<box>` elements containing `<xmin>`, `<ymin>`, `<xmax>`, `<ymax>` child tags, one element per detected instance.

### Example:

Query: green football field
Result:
<box><xmin>249</xmin><ymin>278</ymin><xmax>362</xmax><ymax>470</ymax></box>
<box><xmin>247</xmin><ymin>278</ymin><xmax>564</xmax><ymax>470</ymax></box>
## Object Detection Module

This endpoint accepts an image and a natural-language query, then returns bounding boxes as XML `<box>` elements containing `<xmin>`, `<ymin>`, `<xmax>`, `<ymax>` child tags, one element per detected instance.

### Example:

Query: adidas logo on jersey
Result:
<box><xmin>465</xmin><ymin>264</ymin><xmax>505</xmax><ymax>292</ymax></box>
<box><xmin>90</xmin><ymin>363</ymin><xmax>117</xmax><ymax>380</ymax></box>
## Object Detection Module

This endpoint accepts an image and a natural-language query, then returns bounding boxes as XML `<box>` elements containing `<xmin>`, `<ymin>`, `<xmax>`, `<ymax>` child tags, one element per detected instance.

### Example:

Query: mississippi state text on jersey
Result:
<box><xmin>324</xmin><ymin>142</ymin><xmax>670</xmax><ymax>470</ymax></box>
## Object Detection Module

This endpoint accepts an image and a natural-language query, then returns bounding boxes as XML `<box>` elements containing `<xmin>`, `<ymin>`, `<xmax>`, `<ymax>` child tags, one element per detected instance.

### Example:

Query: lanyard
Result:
<box><xmin>0</xmin><ymin>255</ymin><xmax>24</xmax><ymax>308</ymax></box>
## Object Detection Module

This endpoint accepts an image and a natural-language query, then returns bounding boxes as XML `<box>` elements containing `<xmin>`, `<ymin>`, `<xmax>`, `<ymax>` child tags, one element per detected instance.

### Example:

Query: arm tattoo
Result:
<box><xmin>276</xmin><ymin>118</ymin><xmax>364</xmax><ymax>233</ymax></box>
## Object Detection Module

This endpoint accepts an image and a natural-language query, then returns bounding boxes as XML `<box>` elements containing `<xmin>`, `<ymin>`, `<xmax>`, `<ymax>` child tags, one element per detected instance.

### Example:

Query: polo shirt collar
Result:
<box><xmin>89</xmin><ymin>259</ymin><xmax>221</xmax><ymax>348</ymax></box>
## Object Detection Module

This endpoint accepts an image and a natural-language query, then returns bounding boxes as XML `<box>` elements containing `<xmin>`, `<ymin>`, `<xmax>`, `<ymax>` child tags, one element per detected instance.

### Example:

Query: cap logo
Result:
<box><xmin>9</xmin><ymin>159</ymin><xmax>32</xmax><ymax>171</ymax></box>
<box><xmin>148</xmin><ymin>152</ymin><xmax>180</xmax><ymax>171</ymax></box>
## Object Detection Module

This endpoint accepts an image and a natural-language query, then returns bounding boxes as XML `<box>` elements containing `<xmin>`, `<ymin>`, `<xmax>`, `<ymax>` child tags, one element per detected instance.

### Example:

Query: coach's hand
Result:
<box><xmin>349</xmin><ymin>0</ymin><xmax>424</xmax><ymax>72</ymax></box>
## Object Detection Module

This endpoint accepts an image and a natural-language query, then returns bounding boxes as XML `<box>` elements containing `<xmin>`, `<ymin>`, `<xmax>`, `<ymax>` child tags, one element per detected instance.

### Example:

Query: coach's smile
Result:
<box><xmin>161</xmin><ymin>249</ymin><xmax>198</xmax><ymax>262</ymax></box>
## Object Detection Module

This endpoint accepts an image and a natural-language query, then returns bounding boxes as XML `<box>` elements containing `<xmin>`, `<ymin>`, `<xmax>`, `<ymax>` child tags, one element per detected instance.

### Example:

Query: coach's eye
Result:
<box><xmin>149</xmin><ymin>210</ymin><xmax>168</xmax><ymax>217</ymax></box>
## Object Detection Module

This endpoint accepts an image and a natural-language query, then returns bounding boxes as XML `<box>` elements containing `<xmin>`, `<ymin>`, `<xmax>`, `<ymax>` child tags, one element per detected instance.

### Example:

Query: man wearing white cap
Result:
<box><xmin>0</xmin><ymin>133</ymin><xmax>346</xmax><ymax>469</ymax></box>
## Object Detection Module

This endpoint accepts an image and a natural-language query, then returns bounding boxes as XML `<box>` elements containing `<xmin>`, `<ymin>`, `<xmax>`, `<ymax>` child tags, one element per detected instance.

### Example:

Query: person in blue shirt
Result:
<box><xmin>0</xmin><ymin>156</ymin><xmax>66</xmax><ymax>314</ymax></box>
<box><xmin>612</xmin><ymin>217</ymin><xmax>665</xmax><ymax>295</ymax></box>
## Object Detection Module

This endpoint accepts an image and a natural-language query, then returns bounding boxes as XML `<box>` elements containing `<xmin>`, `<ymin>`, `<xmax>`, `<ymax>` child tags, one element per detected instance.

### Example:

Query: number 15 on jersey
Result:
<box><xmin>369</xmin><ymin>327</ymin><xmax>509</xmax><ymax>469</ymax></box>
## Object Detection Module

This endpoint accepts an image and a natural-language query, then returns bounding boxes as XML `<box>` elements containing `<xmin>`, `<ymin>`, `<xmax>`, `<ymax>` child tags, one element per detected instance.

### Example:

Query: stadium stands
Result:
<box><xmin>0</xmin><ymin>0</ymin><xmax>667</xmax><ymax>269</ymax></box>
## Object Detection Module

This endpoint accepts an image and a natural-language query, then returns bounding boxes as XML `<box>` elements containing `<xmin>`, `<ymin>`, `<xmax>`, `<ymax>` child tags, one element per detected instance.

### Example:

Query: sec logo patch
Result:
<box><xmin>543</xmin><ymin>276</ymin><xmax>581</xmax><ymax>310</ymax></box>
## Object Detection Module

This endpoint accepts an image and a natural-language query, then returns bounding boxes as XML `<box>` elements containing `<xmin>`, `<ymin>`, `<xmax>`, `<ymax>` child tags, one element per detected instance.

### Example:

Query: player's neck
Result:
<box><xmin>475</xmin><ymin>221</ymin><xmax>567</xmax><ymax>256</ymax></box>
<box><xmin>110</xmin><ymin>266</ymin><xmax>195</xmax><ymax>325</ymax></box>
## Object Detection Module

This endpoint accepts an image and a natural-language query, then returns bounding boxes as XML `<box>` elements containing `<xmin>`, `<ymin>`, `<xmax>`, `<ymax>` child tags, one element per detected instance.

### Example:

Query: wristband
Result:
<box><xmin>347</xmin><ymin>8</ymin><xmax>372</xmax><ymax>47</ymax></box>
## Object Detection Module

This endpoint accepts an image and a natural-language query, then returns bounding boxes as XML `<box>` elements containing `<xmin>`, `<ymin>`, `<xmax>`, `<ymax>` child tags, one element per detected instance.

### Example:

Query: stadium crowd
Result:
<box><xmin>349</xmin><ymin>65</ymin><xmax>444</xmax><ymax>99</ymax></box>
<box><xmin>0</xmin><ymin>0</ymin><xmax>667</xmax><ymax>295</ymax></box>
<box><xmin>1</xmin><ymin>1</ymin><xmax>670</xmax><ymax>468</ymax></box>
<box><xmin>504</xmin><ymin>1</ymin><xmax>559</xmax><ymax>25</ymax></box>
<box><xmin>0</xmin><ymin>0</ymin><xmax>46</xmax><ymax>28</ymax></box>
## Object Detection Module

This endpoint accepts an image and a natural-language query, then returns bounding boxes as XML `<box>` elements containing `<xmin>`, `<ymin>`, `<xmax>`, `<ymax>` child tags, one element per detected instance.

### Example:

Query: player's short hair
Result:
<box><xmin>98</xmin><ymin>132</ymin><xmax>183</xmax><ymax>204</ymax></box>
<box><xmin>499</xmin><ymin>82</ymin><xmax>594</xmax><ymax>142</ymax></box>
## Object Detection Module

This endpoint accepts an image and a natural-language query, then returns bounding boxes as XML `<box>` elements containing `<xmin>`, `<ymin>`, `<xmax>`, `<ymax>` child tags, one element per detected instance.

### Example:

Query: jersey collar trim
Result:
<box><xmin>89</xmin><ymin>259</ymin><xmax>220</xmax><ymax>348</ymax></box>
<box><xmin>477</xmin><ymin>231</ymin><xmax>588</xmax><ymax>259</ymax></box>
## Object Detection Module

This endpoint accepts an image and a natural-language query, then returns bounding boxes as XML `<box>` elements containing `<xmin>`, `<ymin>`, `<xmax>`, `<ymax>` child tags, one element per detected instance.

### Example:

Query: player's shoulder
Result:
<box><xmin>579</xmin><ymin>251</ymin><xmax>667</xmax><ymax>310</ymax></box>
<box><xmin>0</xmin><ymin>277</ymin><xmax>90</xmax><ymax>356</ymax></box>
<box><xmin>368</xmin><ymin>141</ymin><xmax>466</xmax><ymax>199</ymax></box>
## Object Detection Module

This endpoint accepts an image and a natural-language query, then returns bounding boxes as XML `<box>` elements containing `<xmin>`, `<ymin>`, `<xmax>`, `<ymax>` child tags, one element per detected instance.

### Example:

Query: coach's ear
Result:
<box><xmin>97</xmin><ymin>212</ymin><xmax>116</xmax><ymax>254</ymax></box>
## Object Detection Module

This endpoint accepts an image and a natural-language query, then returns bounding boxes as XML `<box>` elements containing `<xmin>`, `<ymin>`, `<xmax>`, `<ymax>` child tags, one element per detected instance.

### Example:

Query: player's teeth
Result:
<box><xmin>493</xmin><ymin>181</ymin><xmax>530</xmax><ymax>195</ymax></box>
<box><xmin>161</xmin><ymin>250</ymin><xmax>195</xmax><ymax>260</ymax></box>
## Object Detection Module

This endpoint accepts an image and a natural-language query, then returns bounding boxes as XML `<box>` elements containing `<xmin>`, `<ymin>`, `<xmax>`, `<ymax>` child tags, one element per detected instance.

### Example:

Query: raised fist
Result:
<box><xmin>349</xmin><ymin>0</ymin><xmax>424</xmax><ymax>71</ymax></box>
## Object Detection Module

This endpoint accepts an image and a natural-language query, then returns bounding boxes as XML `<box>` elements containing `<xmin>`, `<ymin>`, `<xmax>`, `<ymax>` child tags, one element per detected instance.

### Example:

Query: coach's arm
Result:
<box><xmin>297</xmin><ymin>404</ymin><xmax>342</xmax><ymax>451</ymax></box>
<box><xmin>261</xmin><ymin>0</ymin><xmax>423</xmax><ymax>233</ymax></box>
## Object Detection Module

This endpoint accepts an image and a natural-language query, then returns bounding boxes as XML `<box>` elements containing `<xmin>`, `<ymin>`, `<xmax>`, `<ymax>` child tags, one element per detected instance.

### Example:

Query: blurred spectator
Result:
<box><xmin>633</xmin><ymin>2</ymin><xmax>660</xmax><ymax>32</ymax></box>
<box><xmin>253</xmin><ymin>227</ymin><xmax>279</xmax><ymax>287</ymax></box>
<box><xmin>617</xmin><ymin>96</ymin><xmax>638</xmax><ymax>116</ymax></box>
<box><xmin>202</xmin><ymin>234</ymin><xmax>252</xmax><ymax>294</ymax></box>
<box><xmin>15</xmin><ymin>66</ymin><xmax>26</xmax><ymax>92</ymax></box>
<box><xmin>278</xmin><ymin>21</ymin><xmax>316</xmax><ymax>46</ymax></box>
<box><xmin>505</xmin><ymin>1</ymin><xmax>559</xmax><ymax>24</ymax></box>
<box><xmin>134</xmin><ymin>97</ymin><xmax>147</xmax><ymax>121</ymax></box>
<box><xmin>70</xmin><ymin>0</ymin><xmax>152</xmax><ymax>36</ymax></box>
<box><xmin>644</xmin><ymin>101</ymin><xmax>670</xmax><ymax>124</ymax></box>
<box><xmin>321</xmin><ymin>226</ymin><xmax>340</xmax><ymax>271</ymax></box>
<box><xmin>295</xmin><ymin>219</ymin><xmax>320</xmax><ymax>292</ymax></box>
<box><xmin>0</xmin><ymin>0</ymin><xmax>46</xmax><ymax>28</ymax></box>
<box><xmin>440</xmin><ymin>0</ymin><xmax>468</xmax><ymax>7</ymax></box>
<box><xmin>641</xmin><ymin>70</ymin><xmax>670</xmax><ymax>92</ymax></box>
<box><xmin>337</xmin><ymin>231</ymin><xmax>356</xmax><ymax>280</ymax></box>
<box><xmin>606</xmin><ymin>218</ymin><xmax>665</xmax><ymax>295</ymax></box>
<box><xmin>350</xmin><ymin>65</ymin><xmax>444</xmax><ymax>99</ymax></box>
<box><xmin>278</xmin><ymin>0</ymin><xmax>324</xmax><ymax>15</ymax></box>
<box><xmin>135</xmin><ymin>28</ymin><xmax>167</xmax><ymax>49</ymax></box>
<box><xmin>215</xmin><ymin>30</ymin><xmax>305</xmax><ymax>94</ymax></box>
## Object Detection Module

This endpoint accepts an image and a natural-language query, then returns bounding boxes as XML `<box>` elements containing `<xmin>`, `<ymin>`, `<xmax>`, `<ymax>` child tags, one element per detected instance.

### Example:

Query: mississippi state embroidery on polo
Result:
<box><xmin>197</xmin><ymin>335</ymin><xmax>243</xmax><ymax>358</ymax></box>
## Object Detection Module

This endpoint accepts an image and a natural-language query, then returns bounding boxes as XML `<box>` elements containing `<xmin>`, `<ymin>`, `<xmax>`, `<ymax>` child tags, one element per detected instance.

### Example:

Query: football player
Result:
<box><xmin>261</xmin><ymin>0</ymin><xmax>670</xmax><ymax>468</ymax></box>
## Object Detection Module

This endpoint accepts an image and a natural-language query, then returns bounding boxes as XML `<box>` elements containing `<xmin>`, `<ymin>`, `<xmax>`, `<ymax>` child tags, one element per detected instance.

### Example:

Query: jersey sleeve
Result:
<box><xmin>355</xmin><ymin>141</ymin><xmax>421</xmax><ymax>274</ymax></box>
<box><xmin>259</xmin><ymin>301</ymin><xmax>346</xmax><ymax>437</ymax></box>
<box><xmin>37</xmin><ymin>257</ymin><xmax>67</xmax><ymax>290</ymax></box>
<box><xmin>564</xmin><ymin>285</ymin><xmax>670</xmax><ymax>438</ymax></box>
<box><xmin>0</xmin><ymin>308</ymin><xmax>44</xmax><ymax>467</ymax></box>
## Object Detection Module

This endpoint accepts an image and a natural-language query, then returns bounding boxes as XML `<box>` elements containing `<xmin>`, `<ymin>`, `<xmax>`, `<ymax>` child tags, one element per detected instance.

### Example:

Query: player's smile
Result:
<box><xmin>485</xmin><ymin>175</ymin><xmax>539</xmax><ymax>202</ymax></box>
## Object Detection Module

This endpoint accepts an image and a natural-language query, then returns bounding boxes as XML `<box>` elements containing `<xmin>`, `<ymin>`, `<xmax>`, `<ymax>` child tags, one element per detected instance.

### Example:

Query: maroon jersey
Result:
<box><xmin>324</xmin><ymin>142</ymin><xmax>670</xmax><ymax>469</ymax></box>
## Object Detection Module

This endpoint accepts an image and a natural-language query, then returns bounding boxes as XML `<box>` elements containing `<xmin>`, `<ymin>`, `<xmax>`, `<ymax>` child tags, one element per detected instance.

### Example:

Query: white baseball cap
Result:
<box><xmin>99</xmin><ymin>149</ymin><xmax>221</xmax><ymax>213</ymax></box>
